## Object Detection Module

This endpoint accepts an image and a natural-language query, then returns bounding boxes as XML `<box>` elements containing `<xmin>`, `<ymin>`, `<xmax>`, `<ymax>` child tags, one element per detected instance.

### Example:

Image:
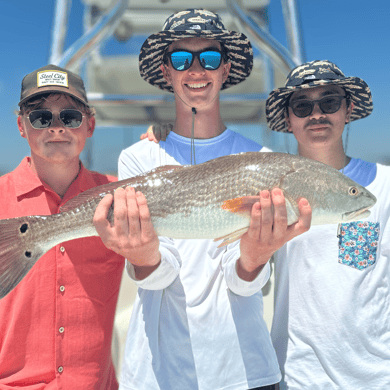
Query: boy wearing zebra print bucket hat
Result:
<box><xmin>266</xmin><ymin>60</ymin><xmax>390</xmax><ymax>390</ymax></box>
<box><xmin>95</xmin><ymin>9</ymin><xmax>313</xmax><ymax>390</ymax></box>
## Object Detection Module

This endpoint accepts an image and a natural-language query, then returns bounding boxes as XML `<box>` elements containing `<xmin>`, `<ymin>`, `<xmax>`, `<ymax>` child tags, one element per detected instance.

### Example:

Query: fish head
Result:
<box><xmin>308</xmin><ymin>172</ymin><xmax>376</xmax><ymax>225</ymax></box>
<box><xmin>338</xmin><ymin>181</ymin><xmax>376</xmax><ymax>222</ymax></box>
<box><xmin>281</xmin><ymin>157</ymin><xmax>377</xmax><ymax>225</ymax></box>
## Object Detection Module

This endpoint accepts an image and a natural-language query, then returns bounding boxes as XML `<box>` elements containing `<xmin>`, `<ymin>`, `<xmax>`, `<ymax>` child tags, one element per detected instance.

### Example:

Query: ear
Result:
<box><xmin>345</xmin><ymin>101</ymin><xmax>354</xmax><ymax>123</ymax></box>
<box><xmin>160</xmin><ymin>63</ymin><xmax>171</xmax><ymax>85</ymax></box>
<box><xmin>222</xmin><ymin>62</ymin><xmax>231</xmax><ymax>83</ymax></box>
<box><xmin>17</xmin><ymin>116</ymin><xmax>27</xmax><ymax>139</ymax></box>
<box><xmin>285</xmin><ymin>110</ymin><xmax>292</xmax><ymax>132</ymax></box>
<box><xmin>87</xmin><ymin>116</ymin><xmax>95</xmax><ymax>137</ymax></box>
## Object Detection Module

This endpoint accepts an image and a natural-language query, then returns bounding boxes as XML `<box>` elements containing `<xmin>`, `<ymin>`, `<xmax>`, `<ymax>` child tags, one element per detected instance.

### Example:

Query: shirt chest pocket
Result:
<box><xmin>338</xmin><ymin>221</ymin><xmax>380</xmax><ymax>270</ymax></box>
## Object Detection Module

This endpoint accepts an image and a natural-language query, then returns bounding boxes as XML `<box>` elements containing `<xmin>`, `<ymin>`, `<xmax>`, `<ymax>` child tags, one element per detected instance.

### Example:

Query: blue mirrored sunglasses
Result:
<box><xmin>166</xmin><ymin>49</ymin><xmax>226</xmax><ymax>71</ymax></box>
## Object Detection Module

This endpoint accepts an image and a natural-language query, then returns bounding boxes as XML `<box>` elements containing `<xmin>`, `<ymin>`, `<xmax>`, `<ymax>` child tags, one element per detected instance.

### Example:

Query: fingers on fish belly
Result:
<box><xmin>0</xmin><ymin>217</ymin><xmax>46</xmax><ymax>299</ymax></box>
<box><xmin>217</xmin><ymin>195</ymin><xmax>300</xmax><ymax>247</ymax></box>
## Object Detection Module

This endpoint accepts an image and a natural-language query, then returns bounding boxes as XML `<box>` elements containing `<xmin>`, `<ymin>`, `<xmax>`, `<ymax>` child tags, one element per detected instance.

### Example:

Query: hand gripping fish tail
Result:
<box><xmin>0</xmin><ymin>152</ymin><xmax>377</xmax><ymax>298</ymax></box>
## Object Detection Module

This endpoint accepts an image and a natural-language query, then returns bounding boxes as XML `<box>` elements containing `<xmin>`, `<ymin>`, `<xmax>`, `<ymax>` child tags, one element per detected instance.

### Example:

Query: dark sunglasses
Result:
<box><xmin>289</xmin><ymin>95</ymin><xmax>347</xmax><ymax>118</ymax></box>
<box><xmin>28</xmin><ymin>109</ymin><xmax>84</xmax><ymax>129</ymax></box>
<box><xmin>165</xmin><ymin>49</ymin><xmax>227</xmax><ymax>71</ymax></box>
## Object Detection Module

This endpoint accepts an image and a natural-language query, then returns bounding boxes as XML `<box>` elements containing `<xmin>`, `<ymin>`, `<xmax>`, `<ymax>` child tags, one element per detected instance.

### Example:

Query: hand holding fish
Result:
<box><xmin>0</xmin><ymin>152</ymin><xmax>376</xmax><ymax>298</ymax></box>
<box><xmin>93</xmin><ymin>186</ymin><xmax>161</xmax><ymax>280</ymax></box>
<box><xmin>237</xmin><ymin>189</ymin><xmax>312</xmax><ymax>281</ymax></box>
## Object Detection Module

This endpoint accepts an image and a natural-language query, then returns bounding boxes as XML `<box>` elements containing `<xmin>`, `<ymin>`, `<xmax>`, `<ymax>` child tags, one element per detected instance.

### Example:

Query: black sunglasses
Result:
<box><xmin>28</xmin><ymin>109</ymin><xmax>85</xmax><ymax>129</ymax></box>
<box><xmin>289</xmin><ymin>95</ymin><xmax>347</xmax><ymax>118</ymax></box>
<box><xmin>165</xmin><ymin>49</ymin><xmax>227</xmax><ymax>71</ymax></box>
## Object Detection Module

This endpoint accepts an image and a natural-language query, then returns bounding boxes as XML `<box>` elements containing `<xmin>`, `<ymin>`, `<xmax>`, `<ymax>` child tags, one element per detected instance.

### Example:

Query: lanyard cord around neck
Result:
<box><xmin>191</xmin><ymin>107</ymin><xmax>197</xmax><ymax>165</ymax></box>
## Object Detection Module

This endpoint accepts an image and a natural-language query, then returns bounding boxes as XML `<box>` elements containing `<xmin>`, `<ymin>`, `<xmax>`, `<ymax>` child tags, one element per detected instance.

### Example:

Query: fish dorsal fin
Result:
<box><xmin>60</xmin><ymin>178</ymin><xmax>135</xmax><ymax>212</ymax></box>
<box><xmin>221</xmin><ymin>196</ymin><xmax>261</xmax><ymax>215</ymax></box>
<box><xmin>151</xmin><ymin>165</ymin><xmax>184</xmax><ymax>174</ymax></box>
<box><xmin>60</xmin><ymin>165</ymin><xmax>184</xmax><ymax>213</ymax></box>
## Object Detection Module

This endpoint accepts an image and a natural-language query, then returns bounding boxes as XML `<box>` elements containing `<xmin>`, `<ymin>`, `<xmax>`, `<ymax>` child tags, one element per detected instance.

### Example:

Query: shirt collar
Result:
<box><xmin>14</xmin><ymin>157</ymin><xmax>45</xmax><ymax>198</ymax></box>
<box><xmin>66</xmin><ymin>162</ymin><xmax>100</xmax><ymax>194</ymax></box>
<box><xmin>14</xmin><ymin>157</ymin><xmax>98</xmax><ymax>200</ymax></box>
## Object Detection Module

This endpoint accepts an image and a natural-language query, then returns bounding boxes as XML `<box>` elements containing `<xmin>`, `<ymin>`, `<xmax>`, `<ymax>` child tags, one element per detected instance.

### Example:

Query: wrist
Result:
<box><xmin>133</xmin><ymin>258</ymin><xmax>161</xmax><ymax>280</ymax></box>
<box><xmin>131</xmin><ymin>251</ymin><xmax>161</xmax><ymax>280</ymax></box>
<box><xmin>236</xmin><ymin>257</ymin><xmax>268</xmax><ymax>282</ymax></box>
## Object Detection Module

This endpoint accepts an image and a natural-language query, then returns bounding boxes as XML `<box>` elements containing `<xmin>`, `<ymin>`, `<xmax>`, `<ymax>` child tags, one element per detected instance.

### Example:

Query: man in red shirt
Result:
<box><xmin>0</xmin><ymin>65</ymin><xmax>124</xmax><ymax>389</ymax></box>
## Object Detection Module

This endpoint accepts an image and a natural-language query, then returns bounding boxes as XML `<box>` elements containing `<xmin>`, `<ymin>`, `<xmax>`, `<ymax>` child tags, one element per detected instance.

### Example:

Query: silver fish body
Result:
<box><xmin>0</xmin><ymin>152</ymin><xmax>376</xmax><ymax>298</ymax></box>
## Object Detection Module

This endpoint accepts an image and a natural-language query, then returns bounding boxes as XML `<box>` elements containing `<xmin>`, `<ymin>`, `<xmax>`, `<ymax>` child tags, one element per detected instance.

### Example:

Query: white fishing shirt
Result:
<box><xmin>271</xmin><ymin>159</ymin><xmax>390</xmax><ymax>390</ymax></box>
<box><xmin>118</xmin><ymin>129</ymin><xmax>281</xmax><ymax>390</ymax></box>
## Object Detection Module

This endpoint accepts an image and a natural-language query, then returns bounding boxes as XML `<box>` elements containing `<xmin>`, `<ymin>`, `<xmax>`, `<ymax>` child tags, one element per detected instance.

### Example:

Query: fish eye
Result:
<box><xmin>348</xmin><ymin>186</ymin><xmax>359</xmax><ymax>196</ymax></box>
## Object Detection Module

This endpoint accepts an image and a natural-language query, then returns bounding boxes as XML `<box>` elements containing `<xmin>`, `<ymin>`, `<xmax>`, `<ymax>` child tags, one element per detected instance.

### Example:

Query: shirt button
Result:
<box><xmin>59</xmin><ymin>327</ymin><xmax>65</xmax><ymax>333</ymax></box>
<box><xmin>58</xmin><ymin>366</ymin><xmax>63</xmax><ymax>373</ymax></box>
<box><xmin>60</xmin><ymin>246</ymin><xmax>65</xmax><ymax>253</ymax></box>
<box><xmin>59</xmin><ymin>286</ymin><xmax>65</xmax><ymax>292</ymax></box>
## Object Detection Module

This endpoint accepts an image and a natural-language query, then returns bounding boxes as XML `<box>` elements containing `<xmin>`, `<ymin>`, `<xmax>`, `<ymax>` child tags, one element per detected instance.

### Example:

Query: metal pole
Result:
<box><xmin>50</xmin><ymin>0</ymin><xmax>72</xmax><ymax>64</ymax></box>
<box><xmin>225</xmin><ymin>0</ymin><xmax>300</xmax><ymax>75</ymax></box>
<box><xmin>55</xmin><ymin>0</ymin><xmax>128</xmax><ymax>71</ymax></box>
<box><xmin>281</xmin><ymin>0</ymin><xmax>306</xmax><ymax>64</ymax></box>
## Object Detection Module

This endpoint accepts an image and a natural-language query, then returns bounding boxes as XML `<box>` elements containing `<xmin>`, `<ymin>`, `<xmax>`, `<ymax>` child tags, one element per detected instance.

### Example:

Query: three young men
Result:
<box><xmin>0</xmin><ymin>65</ymin><xmax>124</xmax><ymax>388</ymax></box>
<box><xmin>94</xmin><ymin>9</ymin><xmax>311</xmax><ymax>390</ymax></box>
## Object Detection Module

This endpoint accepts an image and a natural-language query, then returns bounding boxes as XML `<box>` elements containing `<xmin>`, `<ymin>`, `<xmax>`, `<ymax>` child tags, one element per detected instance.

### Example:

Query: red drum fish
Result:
<box><xmin>0</xmin><ymin>152</ymin><xmax>376</xmax><ymax>298</ymax></box>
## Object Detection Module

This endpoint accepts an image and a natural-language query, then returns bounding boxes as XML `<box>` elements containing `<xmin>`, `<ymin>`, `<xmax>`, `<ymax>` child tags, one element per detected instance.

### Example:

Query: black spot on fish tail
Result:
<box><xmin>0</xmin><ymin>217</ymin><xmax>46</xmax><ymax>299</ymax></box>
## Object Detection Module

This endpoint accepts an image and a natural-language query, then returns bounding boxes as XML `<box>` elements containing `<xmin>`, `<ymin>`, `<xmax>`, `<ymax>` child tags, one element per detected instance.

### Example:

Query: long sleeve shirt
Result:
<box><xmin>118</xmin><ymin>130</ymin><xmax>280</xmax><ymax>390</ymax></box>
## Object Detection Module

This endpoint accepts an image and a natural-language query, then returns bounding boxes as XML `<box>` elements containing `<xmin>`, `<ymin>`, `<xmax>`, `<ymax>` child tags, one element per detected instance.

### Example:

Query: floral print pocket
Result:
<box><xmin>338</xmin><ymin>222</ymin><xmax>380</xmax><ymax>270</ymax></box>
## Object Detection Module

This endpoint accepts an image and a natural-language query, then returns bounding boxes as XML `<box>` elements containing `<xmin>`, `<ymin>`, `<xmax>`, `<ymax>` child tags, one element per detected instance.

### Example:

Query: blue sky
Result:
<box><xmin>1</xmin><ymin>0</ymin><xmax>389</xmax><ymax>175</ymax></box>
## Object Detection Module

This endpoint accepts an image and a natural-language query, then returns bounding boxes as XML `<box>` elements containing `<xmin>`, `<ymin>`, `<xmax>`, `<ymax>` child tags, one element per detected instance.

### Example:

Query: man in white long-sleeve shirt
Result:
<box><xmin>266</xmin><ymin>60</ymin><xmax>390</xmax><ymax>390</ymax></box>
<box><xmin>93</xmin><ymin>9</ymin><xmax>311</xmax><ymax>390</ymax></box>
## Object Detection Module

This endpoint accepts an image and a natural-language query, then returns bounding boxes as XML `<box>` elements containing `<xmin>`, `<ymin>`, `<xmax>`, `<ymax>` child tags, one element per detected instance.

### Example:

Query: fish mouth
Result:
<box><xmin>343</xmin><ymin>208</ymin><xmax>371</xmax><ymax>221</ymax></box>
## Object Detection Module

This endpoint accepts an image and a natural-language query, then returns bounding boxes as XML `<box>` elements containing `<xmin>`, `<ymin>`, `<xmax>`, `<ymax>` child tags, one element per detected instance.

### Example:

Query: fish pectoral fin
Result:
<box><xmin>214</xmin><ymin>227</ymin><xmax>249</xmax><ymax>248</ymax></box>
<box><xmin>221</xmin><ymin>196</ymin><xmax>261</xmax><ymax>214</ymax></box>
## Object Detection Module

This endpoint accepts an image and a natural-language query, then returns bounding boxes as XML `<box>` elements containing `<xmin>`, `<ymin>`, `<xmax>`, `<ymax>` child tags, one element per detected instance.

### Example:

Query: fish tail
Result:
<box><xmin>0</xmin><ymin>217</ymin><xmax>46</xmax><ymax>299</ymax></box>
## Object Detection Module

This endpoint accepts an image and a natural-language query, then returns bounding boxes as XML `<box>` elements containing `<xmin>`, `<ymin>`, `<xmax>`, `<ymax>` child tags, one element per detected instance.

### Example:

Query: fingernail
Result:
<box><xmin>300</xmin><ymin>199</ymin><xmax>308</xmax><ymax>206</ymax></box>
<box><xmin>261</xmin><ymin>191</ymin><xmax>270</xmax><ymax>199</ymax></box>
<box><xmin>273</xmin><ymin>189</ymin><xmax>282</xmax><ymax>196</ymax></box>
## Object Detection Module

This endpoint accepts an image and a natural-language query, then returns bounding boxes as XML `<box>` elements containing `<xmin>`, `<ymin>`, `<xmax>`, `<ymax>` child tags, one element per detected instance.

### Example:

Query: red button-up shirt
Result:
<box><xmin>0</xmin><ymin>158</ymin><xmax>125</xmax><ymax>389</ymax></box>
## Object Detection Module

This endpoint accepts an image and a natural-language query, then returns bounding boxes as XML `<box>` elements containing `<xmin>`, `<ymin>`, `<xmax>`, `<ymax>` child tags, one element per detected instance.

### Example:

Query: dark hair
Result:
<box><xmin>345</xmin><ymin>93</ymin><xmax>351</xmax><ymax>108</ymax></box>
<box><xmin>18</xmin><ymin>93</ymin><xmax>95</xmax><ymax>116</ymax></box>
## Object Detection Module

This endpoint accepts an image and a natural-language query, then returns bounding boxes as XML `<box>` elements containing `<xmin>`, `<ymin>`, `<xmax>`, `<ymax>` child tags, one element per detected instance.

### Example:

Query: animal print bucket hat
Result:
<box><xmin>139</xmin><ymin>8</ymin><xmax>253</xmax><ymax>92</ymax></box>
<box><xmin>266</xmin><ymin>60</ymin><xmax>373</xmax><ymax>132</ymax></box>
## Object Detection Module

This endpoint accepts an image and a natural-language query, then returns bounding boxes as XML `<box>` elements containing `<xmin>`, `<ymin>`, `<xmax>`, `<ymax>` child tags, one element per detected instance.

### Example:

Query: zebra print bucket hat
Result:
<box><xmin>266</xmin><ymin>60</ymin><xmax>373</xmax><ymax>132</ymax></box>
<box><xmin>139</xmin><ymin>8</ymin><xmax>253</xmax><ymax>92</ymax></box>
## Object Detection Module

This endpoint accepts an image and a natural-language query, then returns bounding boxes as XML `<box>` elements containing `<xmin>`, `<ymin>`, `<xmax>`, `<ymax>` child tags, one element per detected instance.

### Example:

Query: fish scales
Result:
<box><xmin>0</xmin><ymin>152</ymin><xmax>376</xmax><ymax>298</ymax></box>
